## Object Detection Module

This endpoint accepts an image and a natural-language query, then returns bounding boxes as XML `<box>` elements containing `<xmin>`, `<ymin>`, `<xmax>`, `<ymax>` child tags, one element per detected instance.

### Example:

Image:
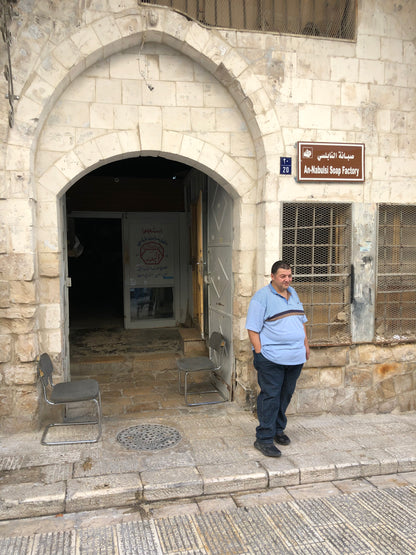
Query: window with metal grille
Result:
<box><xmin>141</xmin><ymin>0</ymin><xmax>356</xmax><ymax>40</ymax></box>
<box><xmin>282</xmin><ymin>203</ymin><xmax>352</xmax><ymax>345</ymax></box>
<box><xmin>376</xmin><ymin>205</ymin><xmax>416</xmax><ymax>342</ymax></box>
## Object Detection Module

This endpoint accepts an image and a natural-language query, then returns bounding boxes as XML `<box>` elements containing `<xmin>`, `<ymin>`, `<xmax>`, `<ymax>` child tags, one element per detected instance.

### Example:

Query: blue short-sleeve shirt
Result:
<box><xmin>245</xmin><ymin>283</ymin><xmax>307</xmax><ymax>365</ymax></box>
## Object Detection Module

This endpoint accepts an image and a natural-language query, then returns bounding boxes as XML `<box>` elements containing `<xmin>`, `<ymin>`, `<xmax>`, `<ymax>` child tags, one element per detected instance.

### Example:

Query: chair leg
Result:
<box><xmin>41</xmin><ymin>396</ymin><xmax>102</xmax><ymax>446</ymax></box>
<box><xmin>183</xmin><ymin>371</ymin><xmax>228</xmax><ymax>406</ymax></box>
<box><xmin>178</xmin><ymin>370</ymin><xmax>183</xmax><ymax>394</ymax></box>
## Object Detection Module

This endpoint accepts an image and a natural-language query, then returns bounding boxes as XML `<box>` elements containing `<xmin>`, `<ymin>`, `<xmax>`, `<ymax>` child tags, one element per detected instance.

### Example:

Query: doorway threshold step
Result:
<box><xmin>71</xmin><ymin>352</ymin><xmax>181</xmax><ymax>378</ymax></box>
<box><xmin>178</xmin><ymin>328</ymin><xmax>208</xmax><ymax>356</ymax></box>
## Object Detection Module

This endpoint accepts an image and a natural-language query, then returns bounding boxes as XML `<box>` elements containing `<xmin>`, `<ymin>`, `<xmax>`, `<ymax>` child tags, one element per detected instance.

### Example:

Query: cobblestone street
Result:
<box><xmin>1</xmin><ymin>479</ymin><xmax>415</xmax><ymax>554</ymax></box>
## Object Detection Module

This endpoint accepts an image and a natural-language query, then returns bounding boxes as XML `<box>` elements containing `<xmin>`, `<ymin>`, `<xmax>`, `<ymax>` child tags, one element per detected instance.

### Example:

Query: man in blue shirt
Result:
<box><xmin>246</xmin><ymin>261</ymin><xmax>310</xmax><ymax>457</ymax></box>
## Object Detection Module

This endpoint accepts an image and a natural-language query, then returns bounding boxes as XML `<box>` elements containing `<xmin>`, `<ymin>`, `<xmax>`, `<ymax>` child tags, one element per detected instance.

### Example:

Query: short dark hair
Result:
<box><xmin>271</xmin><ymin>260</ymin><xmax>291</xmax><ymax>274</ymax></box>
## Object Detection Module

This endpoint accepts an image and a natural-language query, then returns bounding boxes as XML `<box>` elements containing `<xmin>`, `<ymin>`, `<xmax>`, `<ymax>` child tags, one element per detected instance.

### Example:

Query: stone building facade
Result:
<box><xmin>0</xmin><ymin>0</ymin><xmax>415</xmax><ymax>432</ymax></box>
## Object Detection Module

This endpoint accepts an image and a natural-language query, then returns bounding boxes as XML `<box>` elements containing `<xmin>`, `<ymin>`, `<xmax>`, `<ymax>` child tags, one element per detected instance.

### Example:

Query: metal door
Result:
<box><xmin>191</xmin><ymin>190</ymin><xmax>204</xmax><ymax>335</ymax></box>
<box><xmin>207</xmin><ymin>179</ymin><xmax>234</xmax><ymax>400</ymax></box>
<box><xmin>61</xmin><ymin>196</ymin><xmax>70</xmax><ymax>380</ymax></box>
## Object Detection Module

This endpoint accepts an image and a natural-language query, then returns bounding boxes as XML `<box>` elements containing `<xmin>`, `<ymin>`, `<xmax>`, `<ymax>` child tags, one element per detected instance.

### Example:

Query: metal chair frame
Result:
<box><xmin>37</xmin><ymin>353</ymin><xmax>102</xmax><ymax>445</ymax></box>
<box><xmin>177</xmin><ymin>331</ymin><xmax>228</xmax><ymax>406</ymax></box>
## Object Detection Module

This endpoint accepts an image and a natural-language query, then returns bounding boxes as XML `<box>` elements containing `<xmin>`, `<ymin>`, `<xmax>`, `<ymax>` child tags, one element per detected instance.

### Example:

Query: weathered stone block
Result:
<box><xmin>261</xmin><ymin>457</ymin><xmax>300</xmax><ymax>488</ymax></box>
<box><xmin>198</xmin><ymin>461</ymin><xmax>267</xmax><ymax>495</ymax></box>
<box><xmin>14</xmin><ymin>386</ymin><xmax>39</xmax><ymax>415</ymax></box>
<box><xmin>297</xmin><ymin>368</ymin><xmax>320</xmax><ymax>389</ymax></box>
<box><xmin>345</xmin><ymin>367</ymin><xmax>373</xmax><ymax>387</ymax></box>
<box><xmin>391</xmin><ymin>343</ymin><xmax>416</xmax><ymax>362</ymax></box>
<box><xmin>38</xmin><ymin>304</ymin><xmax>61</xmax><ymax>329</ymax></box>
<box><xmin>39</xmin><ymin>277</ymin><xmax>60</xmax><ymax>304</ymax></box>
<box><xmin>5</xmin><ymin>316</ymin><xmax>36</xmax><ymax>335</ymax></box>
<box><xmin>235</xmin><ymin>358</ymin><xmax>254</xmax><ymax>384</ymax></box>
<box><xmin>359</xmin><ymin>59</ymin><xmax>385</xmax><ymax>85</ymax></box>
<box><xmin>141</xmin><ymin>466</ymin><xmax>202</xmax><ymax>501</ymax></box>
<box><xmin>0</xmin><ymin>226</ymin><xmax>8</xmax><ymax>254</ymax></box>
<box><xmin>374</xmin><ymin>361</ymin><xmax>401</xmax><ymax>383</ymax></box>
<box><xmin>234</xmin><ymin>273</ymin><xmax>256</xmax><ymax>298</ymax></box>
<box><xmin>0</xmin><ymin>254</ymin><xmax>35</xmax><ymax>281</ymax></box>
<box><xmin>0</xmin><ymin>391</ymin><xmax>11</xmax><ymax>416</ymax></box>
<box><xmin>299</xmin><ymin>104</ymin><xmax>331</xmax><ymax>129</ymax></box>
<box><xmin>0</xmin><ymin>281</ymin><xmax>9</xmax><ymax>308</ymax></box>
<box><xmin>350</xmin><ymin>344</ymin><xmax>392</xmax><ymax>365</ymax></box>
<box><xmin>356</xmin><ymin>34</ymin><xmax>381</xmax><ymax>60</ymax></box>
<box><xmin>66</xmin><ymin>473</ymin><xmax>142</xmax><ymax>512</ymax></box>
<box><xmin>9</xmin><ymin>280</ymin><xmax>36</xmax><ymax>304</ymax></box>
<box><xmin>9</xmin><ymin>226</ymin><xmax>34</xmax><ymax>253</ymax></box>
<box><xmin>393</xmin><ymin>373</ymin><xmax>414</xmax><ymax>395</ymax></box>
<box><xmin>0</xmin><ymin>305</ymin><xmax>36</xmax><ymax>321</ymax></box>
<box><xmin>234</xmin><ymin>382</ymin><xmax>257</xmax><ymax>409</ymax></box>
<box><xmin>306</xmin><ymin>347</ymin><xmax>347</xmax><ymax>368</ymax></box>
<box><xmin>0</xmin><ymin>481</ymin><xmax>66</xmax><ymax>520</ymax></box>
<box><xmin>38</xmin><ymin>253</ymin><xmax>60</xmax><ymax>278</ymax></box>
<box><xmin>0</xmin><ymin>335</ymin><xmax>11</xmax><ymax>362</ymax></box>
<box><xmin>397</xmin><ymin>391</ymin><xmax>416</xmax><ymax>412</ymax></box>
<box><xmin>378</xmin><ymin>398</ymin><xmax>397</xmax><ymax>413</ymax></box>
<box><xmin>296</xmin><ymin>389</ymin><xmax>326</xmax><ymax>414</ymax></box>
<box><xmin>39</xmin><ymin>329</ymin><xmax>63</xmax><ymax>354</ymax></box>
<box><xmin>233</xmin><ymin>294</ymin><xmax>251</xmax><ymax>317</ymax></box>
<box><xmin>376</xmin><ymin>378</ymin><xmax>396</xmax><ymax>401</ymax></box>
<box><xmin>4</xmin><ymin>363</ymin><xmax>37</xmax><ymax>385</ymax></box>
<box><xmin>319</xmin><ymin>367</ymin><xmax>343</xmax><ymax>388</ymax></box>
<box><xmin>15</xmin><ymin>333</ymin><xmax>38</xmax><ymax>362</ymax></box>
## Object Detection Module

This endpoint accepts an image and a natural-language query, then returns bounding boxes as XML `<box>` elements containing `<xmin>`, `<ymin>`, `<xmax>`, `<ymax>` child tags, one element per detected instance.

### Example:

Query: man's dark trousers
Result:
<box><xmin>253</xmin><ymin>352</ymin><xmax>303</xmax><ymax>443</ymax></box>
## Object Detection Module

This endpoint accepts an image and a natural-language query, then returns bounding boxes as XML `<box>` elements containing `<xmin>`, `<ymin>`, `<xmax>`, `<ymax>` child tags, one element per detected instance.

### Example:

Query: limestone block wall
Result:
<box><xmin>0</xmin><ymin>0</ymin><xmax>415</xmax><ymax>432</ymax></box>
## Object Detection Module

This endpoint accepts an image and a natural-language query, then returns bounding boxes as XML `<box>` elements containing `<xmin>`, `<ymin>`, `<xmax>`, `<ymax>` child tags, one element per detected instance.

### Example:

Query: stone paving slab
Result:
<box><xmin>0</xmin><ymin>482</ymin><xmax>66</xmax><ymax>520</ymax></box>
<box><xmin>198</xmin><ymin>460</ymin><xmax>268</xmax><ymax>495</ymax></box>
<box><xmin>260</xmin><ymin>456</ymin><xmax>300</xmax><ymax>487</ymax></box>
<box><xmin>0</xmin><ymin>408</ymin><xmax>415</xmax><ymax>520</ymax></box>
<box><xmin>141</xmin><ymin>466</ymin><xmax>203</xmax><ymax>501</ymax></box>
<box><xmin>66</xmin><ymin>473</ymin><xmax>142</xmax><ymax>513</ymax></box>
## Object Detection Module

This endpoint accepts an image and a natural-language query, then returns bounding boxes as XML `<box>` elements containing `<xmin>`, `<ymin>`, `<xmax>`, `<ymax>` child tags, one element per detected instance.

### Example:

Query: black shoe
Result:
<box><xmin>274</xmin><ymin>433</ymin><xmax>291</xmax><ymax>446</ymax></box>
<box><xmin>254</xmin><ymin>440</ymin><xmax>281</xmax><ymax>457</ymax></box>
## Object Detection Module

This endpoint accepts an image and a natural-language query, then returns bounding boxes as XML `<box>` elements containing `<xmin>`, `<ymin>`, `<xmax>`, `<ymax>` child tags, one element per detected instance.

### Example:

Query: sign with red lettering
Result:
<box><xmin>297</xmin><ymin>142</ymin><xmax>365</xmax><ymax>182</ymax></box>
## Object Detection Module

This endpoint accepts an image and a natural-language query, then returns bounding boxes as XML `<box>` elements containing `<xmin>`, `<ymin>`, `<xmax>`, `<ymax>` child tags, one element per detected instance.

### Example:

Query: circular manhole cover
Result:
<box><xmin>116</xmin><ymin>424</ymin><xmax>182</xmax><ymax>451</ymax></box>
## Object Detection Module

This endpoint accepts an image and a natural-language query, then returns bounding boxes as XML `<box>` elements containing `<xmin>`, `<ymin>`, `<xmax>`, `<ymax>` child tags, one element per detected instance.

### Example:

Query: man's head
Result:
<box><xmin>270</xmin><ymin>261</ymin><xmax>292</xmax><ymax>294</ymax></box>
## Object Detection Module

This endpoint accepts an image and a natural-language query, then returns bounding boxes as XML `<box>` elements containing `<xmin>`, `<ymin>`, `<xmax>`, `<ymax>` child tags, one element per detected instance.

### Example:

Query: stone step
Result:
<box><xmin>178</xmin><ymin>327</ymin><xmax>208</xmax><ymax>356</ymax></box>
<box><xmin>70</xmin><ymin>352</ymin><xmax>180</xmax><ymax>378</ymax></box>
<box><xmin>68</xmin><ymin>352</ymin><xmax>181</xmax><ymax>418</ymax></box>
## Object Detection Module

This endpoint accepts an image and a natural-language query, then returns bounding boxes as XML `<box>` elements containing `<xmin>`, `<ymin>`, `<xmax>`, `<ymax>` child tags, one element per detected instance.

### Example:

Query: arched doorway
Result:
<box><xmin>65</xmin><ymin>155</ymin><xmax>234</xmax><ymax>411</ymax></box>
<box><xmin>67</xmin><ymin>157</ymin><xmax>190</xmax><ymax>330</ymax></box>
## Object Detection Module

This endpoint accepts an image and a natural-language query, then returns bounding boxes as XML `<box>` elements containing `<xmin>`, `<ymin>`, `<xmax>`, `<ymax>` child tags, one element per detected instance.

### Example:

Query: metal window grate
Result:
<box><xmin>141</xmin><ymin>0</ymin><xmax>356</xmax><ymax>40</ymax></box>
<box><xmin>376</xmin><ymin>205</ymin><xmax>416</xmax><ymax>342</ymax></box>
<box><xmin>282</xmin><ymin>203</ymin><xmax>351</xmax><ymax>345</ymax></box>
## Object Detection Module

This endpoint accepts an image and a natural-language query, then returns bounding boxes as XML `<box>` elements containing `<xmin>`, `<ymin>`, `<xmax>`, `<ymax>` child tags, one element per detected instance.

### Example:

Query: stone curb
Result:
<box><xmin>1</xmin><ymin>454</ymin><xmax>415</xmax><ymax>521</ymax></box>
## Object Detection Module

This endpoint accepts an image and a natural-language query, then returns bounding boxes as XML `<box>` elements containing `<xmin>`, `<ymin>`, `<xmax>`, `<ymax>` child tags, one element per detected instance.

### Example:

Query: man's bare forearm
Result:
<box><xmin>248</xmin><ymin>330</ymin><xmax>261</xmax><ymax>353</ymax></box>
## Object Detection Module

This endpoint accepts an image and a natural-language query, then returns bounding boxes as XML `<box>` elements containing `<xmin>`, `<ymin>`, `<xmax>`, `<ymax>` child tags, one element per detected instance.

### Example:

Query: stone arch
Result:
<box><xmin>39</xmin><ymin>134</ymin><xmax>253</xmax><ymax>201</ymax></box>
<box><xmin>12</xmin><ymin>6</ymin><xmax>280</xmax><ymax>185</ymax></box>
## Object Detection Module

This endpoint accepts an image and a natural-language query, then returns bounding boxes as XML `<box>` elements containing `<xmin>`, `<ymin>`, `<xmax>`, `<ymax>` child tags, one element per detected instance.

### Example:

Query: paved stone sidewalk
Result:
<box><xmin>0</xmin><ymin>479</ymin><xmax>415</xmax><ymax>554</ymax></box>
<box><xmin>0</xmin><ymin>406</ymin><xmax>415</xmax><ymax>521</ymax></box>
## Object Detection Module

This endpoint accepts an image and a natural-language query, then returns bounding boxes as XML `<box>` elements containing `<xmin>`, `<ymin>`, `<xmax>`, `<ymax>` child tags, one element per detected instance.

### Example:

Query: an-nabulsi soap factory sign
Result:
<box><xmin>297</xmin><ymin>142</ymin><xmax>365</xmax><ymax>182</ymax></box>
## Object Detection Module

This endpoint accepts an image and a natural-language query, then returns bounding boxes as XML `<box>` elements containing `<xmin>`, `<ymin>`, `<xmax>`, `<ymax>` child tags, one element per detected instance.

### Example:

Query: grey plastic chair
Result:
<box><xmin>37</xmin><ymin>353</ymin><xmax>102</xmax><ymax>445</ymax></box>
<box><xmin>177</xmin><ymin>331</ymin><xmax>228</xmax><ymax>406</ymax></box>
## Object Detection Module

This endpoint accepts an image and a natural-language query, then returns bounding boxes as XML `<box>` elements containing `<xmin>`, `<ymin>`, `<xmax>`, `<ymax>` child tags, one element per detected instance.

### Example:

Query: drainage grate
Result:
<box><xmin>116</xmin><ymin>424</ymin><xmax>182</xmax><ymax>451</ymax></box>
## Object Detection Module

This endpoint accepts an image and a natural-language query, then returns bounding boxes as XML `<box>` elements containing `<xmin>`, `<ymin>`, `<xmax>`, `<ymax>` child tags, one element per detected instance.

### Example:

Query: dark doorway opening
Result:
<box><xmin>68</xmin><ymin>218</ymin><xmax>123</xmax><ymax>329</ymax></box>
<box><xmin>66</xmin><ymin>156</ymin><xmax>192</xmax><ymax>330</ymax></box>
